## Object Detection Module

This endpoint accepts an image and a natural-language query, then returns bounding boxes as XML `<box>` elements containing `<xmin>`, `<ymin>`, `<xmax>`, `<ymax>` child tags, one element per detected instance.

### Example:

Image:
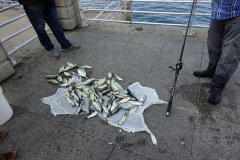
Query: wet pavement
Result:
<box><xmin>1</xmin><ymin>23</ymin><xmax>240</xmax><ymax>160</ymax></box>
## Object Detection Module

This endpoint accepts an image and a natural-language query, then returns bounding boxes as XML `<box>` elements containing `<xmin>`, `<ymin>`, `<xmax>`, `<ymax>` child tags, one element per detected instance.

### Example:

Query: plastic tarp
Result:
<box><xmin>42</xmin><ymin>78</ymin><xmax>166</xmax><ymax>145</ymax></box>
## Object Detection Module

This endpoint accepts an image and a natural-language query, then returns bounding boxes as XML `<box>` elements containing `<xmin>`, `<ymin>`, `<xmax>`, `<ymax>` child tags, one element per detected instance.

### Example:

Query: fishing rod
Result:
<box><xmin>166</xmin><ymin>0</ymin><xmax>197</xmax><ymax>117</ymax></box>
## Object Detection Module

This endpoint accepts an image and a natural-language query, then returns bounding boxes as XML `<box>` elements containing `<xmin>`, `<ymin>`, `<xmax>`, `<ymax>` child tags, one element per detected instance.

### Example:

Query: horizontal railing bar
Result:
<box><xmin>8</xmin><ymin>27</ymin><xmax>49</xmax><ymax>56</ymax></box>
<box><xmin>83</xmin><ymin>18</ymin><xmax>209</xmax><ymax>27</ymax></box>
<box><xmin>84</xmin><ymin>9</ymin><xmax>211</xmax><ymax>16</ymax></box>
<box><xmin>82</xmin><ymin>0</ymin><xmax>211</xmax><ymax>3</ymax></box>
<box><xmin>0</xmin><ymin>13</ymin><xmax>26</xmax><ymax>28</ymax></box>
<box><xmin>1</xmin><ymin>25</ymin><xmax>32</xmax><ymax>43</ymax></box>
<box><xmin>0</xmin><ymin>3</ymin><xmax>20</xmax><ymax>13</ymax></box>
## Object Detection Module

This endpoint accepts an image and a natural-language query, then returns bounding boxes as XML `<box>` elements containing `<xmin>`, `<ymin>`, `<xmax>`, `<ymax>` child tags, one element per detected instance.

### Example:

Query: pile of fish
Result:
<box><xmin>45</xmin><ymin>62</ymin><xmax>146</xmax><ymax>125</ymax></box>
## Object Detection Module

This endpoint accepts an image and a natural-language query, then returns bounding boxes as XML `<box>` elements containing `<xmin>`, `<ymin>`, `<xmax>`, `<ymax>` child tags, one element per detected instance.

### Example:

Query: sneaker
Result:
<box><xmin>0</xmin><ymin>151</ymin><xmax>16</xmax><ymax>160</ymax></box>
<box><xmin>208</xmin><ymin>89</ymin><xmax>221</xmax><ymax>105</ymax></box>
<box><xmin>61</xmin><ymin>45</ymin><xmax>81</xmax><ymax>52</ymax></box>
<box><xmin>48</xmin><ymin>49</ymin><xmax>60</xmax><ymax>57</ymax></box>
<box><xmin>0</xmin><ymin>130</ymin><xmax>6</xmax><ymax>141</ymax></box>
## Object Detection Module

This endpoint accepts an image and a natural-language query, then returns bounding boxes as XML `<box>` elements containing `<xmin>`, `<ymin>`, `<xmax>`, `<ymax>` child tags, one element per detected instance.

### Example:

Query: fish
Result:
<box><xmin>75</xmin><ymin>89</ymin><xmax>82</xmax><ymax>98</ymax></box>
<box><xmin>62</xmin><ymin>78</ymin><xmax>68</xmax><ymax>84</ymax></box>
<box><xmin>66</xmin><ymin>90</ymin><xmax>71</xmax><ymax>98</ymax></box>
<box><xmin>83</xmin><ymin>65</ymin><xmax>92</xmax><ymax>69</ymax></box>
<box><xmin>92</xmin><ymin>101</ymin><xmax>102</xmax><ymax>112</ymax></box>
<box><xmin>59</xmin><ymin>66</ymin><xmax>65</xmax><ymax>73</ymax></box>
<box><xmin>77</xmin><ymin>105</ymin><xmax>82</xmax><ymax>114</ymax></box>
<box><xmin>102</xmin><ymin>88</ymin><xmax>112</xmax><ymax>95</ymax></box>
<box><xmin>110</xmin><ymin>80</ymin><xmax>119</xmax><ymax>91</ymax></box>
<box><xmin>67</xmin><ymin>62</ymin><xmax>74</xmax><ymax>67</ymax></box>
<box><xmin>47</xmin><ymin>79</ymin><xmax>59</xmax><ymax>84</ymax></box>
<box><xmin>121</xmin><ymin>105</ymin><xmax>132</xmax><ymax>110</ymax></box>
<box><xmin>84</xmin><ymin>78</ymin><xmax>96</xmax><ymax>85</ymax></box>
<box><xmin>46</xmin><ymin>75</ymin><xmax>58</xmax><ymax>79</ymax></box>
<box><xmin>110</xmin><ymin>100</ymin><xmax>119</xmax><ymax>112</ymax></box>
<box><xmin>71</xmin><ymin>91</ymin><xmax>79</xmax><ymax>101</ymax></box>
<box><xmin>89</xmin><ymin>92</ymin><xmax>95</xmax><ymax>101</ymax></box>
<box><xmin>96</xmin><ymin>77</ymin><xmax>107</xmax><ymax>87</ymax></box>
<box><xmin>102</xmin><ymin>105</ymin><xmax>109</xmax><ymax>114</ymax></box>
<box><xmin>119</xmin><ymin>97</ymin><xmax>131</xmax><ymax>104</ymax></box>
<box><xmin>108</xmin><ymin>72</ymin><xmax>112</xmax><ymax>79</ymax></box>
<box><xmin>127</xmin><ymin>105</ymin><xmax>139</xmax><ymax>115</ymax></box>
<box><xmin>64</xmin><ymin>72</ymin><xmax>71</xmax><ymax>77</ymax></box>
<box><xmin>114</xmin><ymin>74</ymin><xmax>124</xmax><ymax>81</ymax></box>
<box><xmin>64</xmin><ymin>65</ymin><xmax>72</xmax><ymax>71</ymax></box>
<box><xmin>118</xmin><ymin>114</ymin><xmax>127</xmax><ymax>125</ymax></box>
<box><xmin>68</xmin><ymin>85</ymin><xmax>74</xmax><ymax>92</ymax></box>
<box><xmin>57</xmin><ymin>76</ymin><xmax>63</xmax><ymax>83</ymax></box>
<box><xmin>66</xmin><ymin>96</ymin><xmax>75</xmax><ymax>105</ymax></box>
<box><xmin>77</xmin><ymin>68</ymin><xmax>87</xmax><ymax>78</ymax></box>
<box><xmin>87</xmin><ymin>111</ymin><xmax>99</xmax><ymax>119</ymax></box>
<box><xmin>128</xmin><ymin>101</ymin><xmax>143</xmax><ymax>106</ymax></box>
<box><xmin>97</xmin><ymin>84</ymin><xmax>108</xmax><ymax>92</ymax></box>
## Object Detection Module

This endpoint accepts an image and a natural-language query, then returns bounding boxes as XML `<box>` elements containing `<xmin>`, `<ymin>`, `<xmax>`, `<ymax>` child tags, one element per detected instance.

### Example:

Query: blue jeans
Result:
<box><xmin>207</xmin><ymin>16</ymin><xmax>240</xmax><ymax>91</ymax></box>
<box><xmin>23</xmin><ymin>0</ymin><xmax>71</xmax><ymax>51</ymax></box>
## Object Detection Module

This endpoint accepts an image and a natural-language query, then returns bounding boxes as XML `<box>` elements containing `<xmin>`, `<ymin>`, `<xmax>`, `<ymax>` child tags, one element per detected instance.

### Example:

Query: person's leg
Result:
<box><xmin>193</xmin><ymin>19</ymin><xmax>225</xmax><ymax>78</ymax></box>
<box><xmin>207</xmin><ymin>19</ymin><xmax>225</xmax><ymax>75</ymax></box>
<box><xmin>211</xmin><ymin>16</ymin><xmax>240</xmax><ymax>91</ymax></box>
<box><xmin>23</xmin><ymin>3</ymin><xmax>54</xmax><ymax>51</ymax></box>
<box><xmin>44</xmin><ymin>0</ymin><xmax>71</xmax><ymax>49</ymax></box>
<box><xmin>0</xmin><ymin>151</ymin><xmax>16</xmax><ymax>160</ymax></box>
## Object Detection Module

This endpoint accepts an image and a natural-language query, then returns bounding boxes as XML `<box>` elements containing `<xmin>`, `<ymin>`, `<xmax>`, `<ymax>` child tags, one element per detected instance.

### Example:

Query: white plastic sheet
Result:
<box><xmin>42</xmin><ymin>80</ymin><xmax>166</xmax><ymax>145</ymax></box>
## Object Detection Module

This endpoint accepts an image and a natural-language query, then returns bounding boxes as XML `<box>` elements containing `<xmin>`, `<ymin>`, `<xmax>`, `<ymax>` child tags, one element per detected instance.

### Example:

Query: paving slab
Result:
<box><xmin>100</xmin><ymin>60</ymin><xmax>152</xmax><ymax>89</ymax></box>
<box><xmin>109</xmin><ymin>146</ymin><xmax>152</xmax><ymax>160</ymax></box>
<box><xmin>32</xmin><ymin>125</ymin><xmax>114</xmax><ymax>160</ymax></box>
<box><xmin>145</xmin><ymin>68</ymin><xmax>198</xmax><ymax>111</ymax></box>
<box><xmin>0</xmin><ymin>107</ymin><xmax>59</xmax><ymax>159</ymax></box>
<box><xmin>191</xmin><ymin>114</ymin><xmax>240</xmax><ymax>160</ymax></box>
<box><xmin>115</xmin><ymin>105</ymin><xmax>194</xmax><ymax>160</ymax></box>
<box><xmin>116</xmin><ymin>43</ymin><xmax>162</xmax><ymax>68</ymax></box>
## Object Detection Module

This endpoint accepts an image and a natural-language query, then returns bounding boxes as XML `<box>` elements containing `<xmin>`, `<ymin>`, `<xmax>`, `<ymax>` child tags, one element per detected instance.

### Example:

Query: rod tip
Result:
<box><xmin>166</xmin><ymin>112</ymin><xmax>170</xmax><ymax>117</ymax></box>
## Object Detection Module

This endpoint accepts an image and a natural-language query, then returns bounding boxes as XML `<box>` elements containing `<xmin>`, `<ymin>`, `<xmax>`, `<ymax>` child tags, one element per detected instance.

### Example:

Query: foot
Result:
<box><xmin>208</xmin><ymin>89</ymin><xmax>221</xmax><ymax>105</ymax></box>
<box><xmin>61</xmin><ymin>45</ymin><xmax>80</xmax><ymax>52</ymax></box>
<box><xmin>48</xmin><ymin>49</ymin><xmax>60</xmax><ymax>57</ymax></box>
<box><xmin>0</xmin><ymin>130</ymin><xmax>6</xmax><ymax>141</ymax></box>
<box><xmin>0</xmin><ymin>151</ymin><xmax>16</xmax><ymax>160</ymax></box>
<box><xmin>193</xmin><ymin>70</ymin><xmax>213</xmax><ymax>78</ymax></box>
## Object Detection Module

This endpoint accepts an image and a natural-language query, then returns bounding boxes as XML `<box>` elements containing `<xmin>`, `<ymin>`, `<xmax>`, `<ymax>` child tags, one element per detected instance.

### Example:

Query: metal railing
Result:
<box><xmin>0</xmin><ymin>3</ymin><xmax>49</xmax><ymax>56</ymax></box>
<box><xmin>80</xmin><ymin>0</ymin><xmax>211</xmax><ymax>28</ymax></box>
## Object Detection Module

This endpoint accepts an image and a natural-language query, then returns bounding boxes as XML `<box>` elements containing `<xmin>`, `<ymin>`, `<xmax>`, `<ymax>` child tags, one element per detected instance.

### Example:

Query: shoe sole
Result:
<box><xmin>193</xmin><ymin>73</ymin><xmax>213</xmax><ymax>78</ymax></box>
<box><xmin>208</xmin><ymin>97</ymin><xmax>220</xmax><ymax>105</ymax></box>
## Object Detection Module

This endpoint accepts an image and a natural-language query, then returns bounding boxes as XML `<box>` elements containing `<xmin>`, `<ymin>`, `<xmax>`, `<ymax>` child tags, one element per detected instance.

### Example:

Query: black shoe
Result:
<box><xmin>193</xmin><ymin>70</ymin><xmax>213</xmax><ymax>78</ymax></box>
<box><xmin>208</xmin><ymin>89</ymin><xmax>221</xmax><ymax>105</ymax></box>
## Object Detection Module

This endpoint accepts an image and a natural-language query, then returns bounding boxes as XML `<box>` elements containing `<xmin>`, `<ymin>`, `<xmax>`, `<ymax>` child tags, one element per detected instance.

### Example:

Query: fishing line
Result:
<box><xmin>166</xmin><ymin>0</ymin><xmax>197</xmax><ymax>117</ymax></box>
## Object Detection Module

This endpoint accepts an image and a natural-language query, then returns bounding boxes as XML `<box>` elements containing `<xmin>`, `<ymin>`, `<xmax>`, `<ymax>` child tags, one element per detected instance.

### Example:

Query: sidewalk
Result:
<box><xmin>1</xmin><ymin>23</ymin><xmax>240</xmax><ymax>160</ymax></box>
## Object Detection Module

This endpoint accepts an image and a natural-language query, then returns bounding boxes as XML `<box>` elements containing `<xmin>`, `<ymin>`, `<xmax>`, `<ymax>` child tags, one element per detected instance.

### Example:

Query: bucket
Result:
<box><xmin>0</xmin><ymin>86</ymin><xmax>13</xmax><ymax>125</ymax></box>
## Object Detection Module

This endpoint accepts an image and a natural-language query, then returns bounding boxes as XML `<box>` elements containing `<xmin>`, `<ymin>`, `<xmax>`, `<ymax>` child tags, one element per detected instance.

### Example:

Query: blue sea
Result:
<box><xmin>83</xmin><ymin>0</ymin><xmax>212</xmax><ymax>26</ymax></box>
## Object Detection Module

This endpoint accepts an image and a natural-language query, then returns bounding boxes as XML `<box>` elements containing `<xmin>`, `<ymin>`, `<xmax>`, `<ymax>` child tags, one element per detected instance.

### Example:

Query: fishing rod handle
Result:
<box><xmin>166</xmin><ymin>99</ymin><xmax>172</xmax><ymax>117</ymax></box>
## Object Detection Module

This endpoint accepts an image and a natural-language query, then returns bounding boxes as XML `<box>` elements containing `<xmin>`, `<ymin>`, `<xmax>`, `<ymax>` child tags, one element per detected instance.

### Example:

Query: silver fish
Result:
<box><xmin>57</xmin><ymin>76</ymin><xmax>63</xmax><ymax>83</ymax></box>
<box><xmin>64</xmin><ymin>72</ymin><xmax>71</xmax><ymax>77</ymax></box>
<box><xmin>96</xmin><ymin>77</ymin><xmax>107</xmax><ymax>87</ymax></box>
<box><xmin>46</xmin><ymin>75</ymin><xmax>58</xmax><ymax>79</ymax></box>
<box><xmin>121</xmin><ymin>105</ymin><xmax>132</xmax><ymax>110</ymax></box>
<box><xmin>59</xmin><ymin>66</ymin><xmax>65</xmax><ymax>73</ymax></box>
<box><xmin>110</xmin><ymin>100</ymin><xmax>119</xmax><ymax>112</ymax></box>
<box><xmin>128</xmin><ymin>101</ymin><xmax>143</xmax><ymax>106</ymax></box>
<box><xmin>64</xmin><ymin>65</ymin><xmax>72</xmax><ymax>71</ymax></box>
<box><xmin>66</xmin><ymin>96</ymin><xmax>74</xmax><ymax>105</ymax></box>
<box><xmin>92</xmin><ymin>101</ymin><xmax>102</xmax><ymax>112</ymax></box>
<box><xmin>77</xmin><ymin>68</ymin><xmax>87</xmax><ymax>77</ymax></box>
<box><xmin>47</xmin><ymin>79</ymin><xmax>59</xmax><ymax>85</ymax></box>
<box><xmin>118</xmin><ymin>114</ymin><xmax>127</xmax><ymax>125</ymax></box>
<box><xmin>75</xmin><ymin>89</ymin><xmax>82</xmax><ymax>98</ymax></box>
<box><xmin>83</xmin><ymin>65</ymin><xmax>92</xmax><ymax>69</ymax></box>
<box><xmin>127</xmin><ymin>105</ymin><xmax>139</xmax><ymax>115</ymax></box>
<box><xmin>119</xmin><ymin>97</ymin><xmax>131</xmax><ymax>104</ymax></box>
<box><xmin>102</xmin><ymin>105</ymin><xmax>109</xmax><ymax>114</ymax></box>
<box><xmin>84</xmin><ymin>78</ymin><xmax>96</xmax><ymax>85</ymax></box>
<box><xmin>114</xmin><ymin>74</ymin><xmax>124</xmax><ymax>81</ymax></box>
<box><xmin>108</xmin><ymin>72</ymin><xmax>112</xmax><ymax>79</ymax></box>
<box><xmin>62</xmin><ymin>78</ymin><xmax>68</xmax><ymax>84</ymax></box>
<box><xmin>87</xmin><ymin>111</ymin><xmax>99</xmax><ymax>119</ymax></box>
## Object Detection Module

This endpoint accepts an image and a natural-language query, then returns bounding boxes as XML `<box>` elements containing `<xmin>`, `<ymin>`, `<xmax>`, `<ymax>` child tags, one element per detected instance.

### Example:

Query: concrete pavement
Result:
<box><xmin>1</xmin><ymin>23</ymin><xmax>240</xmax><ymax>160</ymax></box>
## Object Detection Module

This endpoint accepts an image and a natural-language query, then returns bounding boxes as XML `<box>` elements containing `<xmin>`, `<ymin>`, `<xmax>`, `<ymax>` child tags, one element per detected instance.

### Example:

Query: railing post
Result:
<box><xmin>77</xmin><ymin>0</ymin><xmax>88</xmax><ymax>27</ymax></box>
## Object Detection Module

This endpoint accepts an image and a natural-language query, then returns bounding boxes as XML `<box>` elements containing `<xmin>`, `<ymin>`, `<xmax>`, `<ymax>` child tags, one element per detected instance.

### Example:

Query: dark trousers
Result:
<box><xmin>23</xmin><ymin>0</ymin><xmax>71</xmax><ymax>51</ymax></box>
<box><xmin>207</xmin><ymin>16</ymin><xmax>240</xmax><ymax>91</ymax></box>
